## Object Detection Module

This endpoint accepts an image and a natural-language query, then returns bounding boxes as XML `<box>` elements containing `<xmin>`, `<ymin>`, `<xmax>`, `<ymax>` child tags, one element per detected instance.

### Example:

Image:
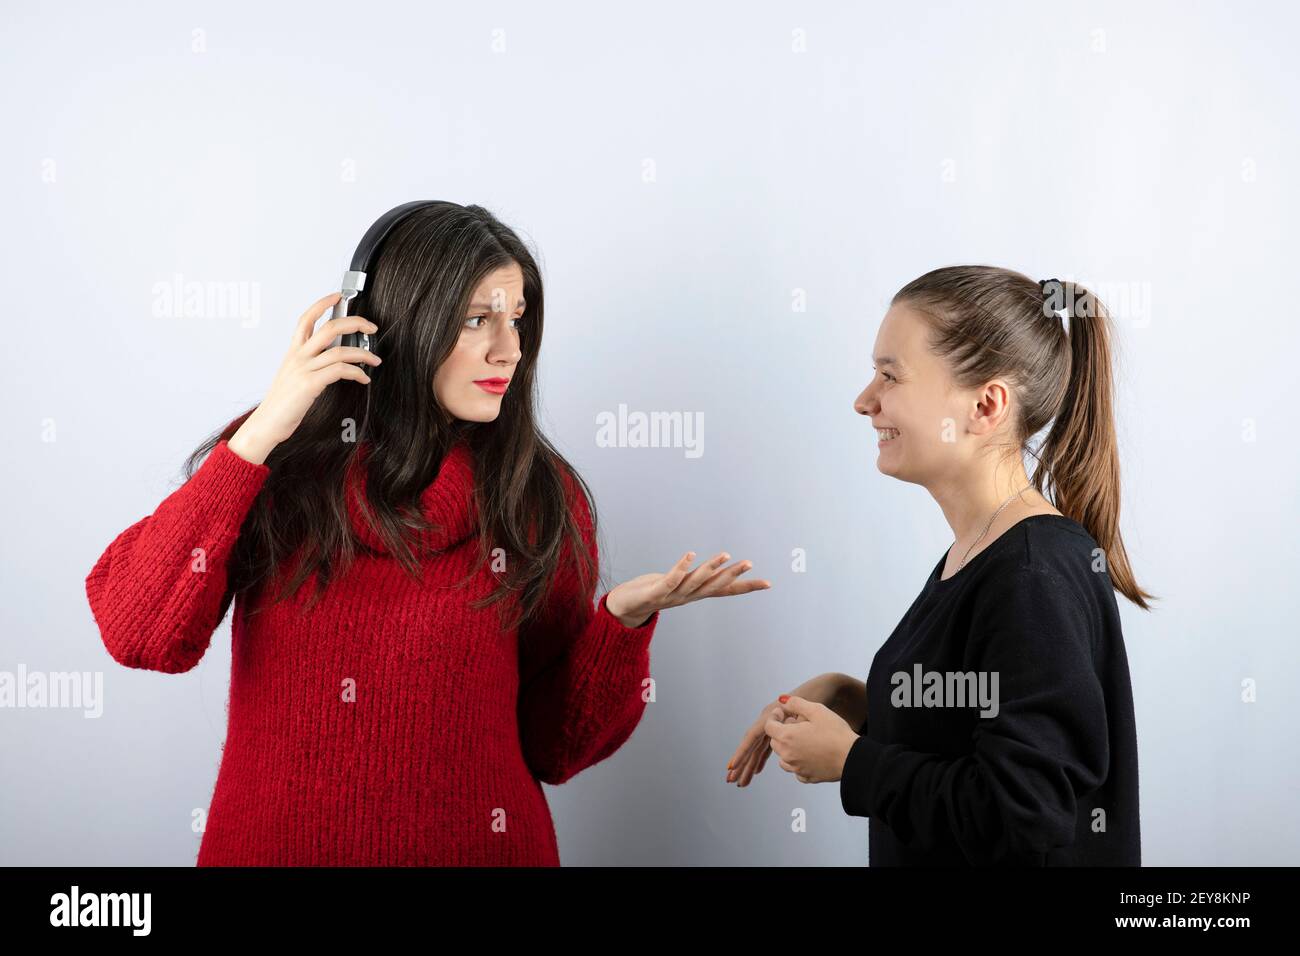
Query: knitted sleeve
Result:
<box><xmin>85</xmin><ymin>439</ymin><xmax>271</xmax><ymax>674</ymax></box>
<box><xmin>516</xmin><ymin>478</ymin><xmax>660</xmax><ymax>786</ymax></box>
<box><xmin>839</xmin><ymin>564</ymin><xmax>1108</xmax><ymax>864</ymax></box>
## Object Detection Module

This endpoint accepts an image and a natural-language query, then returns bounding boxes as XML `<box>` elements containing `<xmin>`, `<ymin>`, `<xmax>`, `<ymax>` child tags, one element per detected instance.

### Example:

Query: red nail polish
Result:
<box><xmin>779</xmin><ymin>695</ymin><xmax>789</xmax><ymax>703</ymax></box>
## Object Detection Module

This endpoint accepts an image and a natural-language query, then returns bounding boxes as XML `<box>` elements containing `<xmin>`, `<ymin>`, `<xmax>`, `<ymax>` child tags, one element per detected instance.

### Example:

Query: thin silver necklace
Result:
<box><xmin>957</xmin><ymin>484</ymin><xmax>1033</xmax><ymax>571</ymax></box>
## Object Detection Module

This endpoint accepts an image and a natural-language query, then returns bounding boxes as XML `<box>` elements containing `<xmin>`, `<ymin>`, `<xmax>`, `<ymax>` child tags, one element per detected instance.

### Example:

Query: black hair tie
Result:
<box><xmin>1039</xmin><ymin>278</ymin><xmax>1067</xmax><ymax>325</ymax></box>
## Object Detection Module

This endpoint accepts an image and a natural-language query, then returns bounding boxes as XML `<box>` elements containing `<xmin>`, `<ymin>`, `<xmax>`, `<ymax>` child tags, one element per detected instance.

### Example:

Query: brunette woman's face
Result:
<box><xmin>853</xmin><ymin>303</ymin><xmax>973</xmax><ymax>484</ymax></box>
<box><xmin>432</xmin><ymin>262</ymin><xmax>526</xmax><ymax>422</ymax></box>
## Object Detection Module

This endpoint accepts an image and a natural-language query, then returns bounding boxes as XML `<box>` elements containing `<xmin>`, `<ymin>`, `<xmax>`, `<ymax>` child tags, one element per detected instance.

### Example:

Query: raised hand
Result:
<box><xmin>227</xmin><ymin>292</ymin><xmax>383</xmax><ymax>465</ymax></box>
<box><xmin>604</xmin><ymin>551</ymin><xmax>771</xmax><ymax>628</ymax></box>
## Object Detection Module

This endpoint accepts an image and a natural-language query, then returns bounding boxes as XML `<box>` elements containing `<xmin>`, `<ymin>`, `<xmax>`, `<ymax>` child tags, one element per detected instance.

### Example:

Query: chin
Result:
<box><xmin>450</xmin><ymin>399</ymin><xmax>504</xmax><ymax>423</ymax></box>
<box><xmin>876</xmin><ymin>455</ymin><xmax>909</xmax><ymax>482</ymax></box>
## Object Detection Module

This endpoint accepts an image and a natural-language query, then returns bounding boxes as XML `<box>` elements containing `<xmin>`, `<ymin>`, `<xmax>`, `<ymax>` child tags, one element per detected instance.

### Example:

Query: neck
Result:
<box><xmin>927</xmin><ymin>454</ymin><xmax>1041</xmax><ymax>548</ymax></box>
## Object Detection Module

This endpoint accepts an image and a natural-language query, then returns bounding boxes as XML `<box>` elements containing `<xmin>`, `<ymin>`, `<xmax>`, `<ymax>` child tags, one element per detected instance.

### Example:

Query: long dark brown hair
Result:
<box><xmin>893</xmin><ymin>265</ymin><xmax>1156</xmax><ymax>610</ymax></box>
<box><xmin>186</xmin><ymin>201</ymin><xmax>600</xmax><ymax>633</ymax></box>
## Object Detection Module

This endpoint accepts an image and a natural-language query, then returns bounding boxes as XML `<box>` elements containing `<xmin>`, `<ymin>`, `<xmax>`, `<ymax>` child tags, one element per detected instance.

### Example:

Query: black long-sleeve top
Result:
<box><xmin>840</xmin><ymin>514</ymin><xmax>1141</xmax><ymax>866</ymax></box>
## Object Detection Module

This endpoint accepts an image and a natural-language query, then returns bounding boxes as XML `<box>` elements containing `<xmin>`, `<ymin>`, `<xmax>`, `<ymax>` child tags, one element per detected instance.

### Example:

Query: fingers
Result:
<box><xmin>663</xmin><ymin>550</ymin><xmax>771</xmax><ymax>603</ymax></box>
<box><xmin>740</xmin><ymin>717</ymin><xmax>781</xmax><ymax>786</ymax></box>
<box><xmin>305</xmin><ymin>345</ymin><xmax>383</xmax><ymax>373</ymax></box>
<box><xmin>694</xmin><ymin>559</ymin><xmax>772</xmax><ymax>599</ymax></box>
<box><xmin>676</xmin><ymin>552</ymin><xmax>732</xmax><ymax>596</ymax></box>
<box><xmin>728</xmin><ymin>703</ymin><xmax>788</xmax><ymax>787</ymax></box>
<box><xmin>780</xmin><ymin>759</ymin><xmax>811</xmax><ymax>780</ymax></box>
<box><xmin>736</xmin><ymin>737</ymin><xmax>767</xmax><ymax>787</ymax></box>
<box><xmin>734</xmin><ymin>716</ymin><xmax>777</xmax><ymax>786</ymax></box>
<box><xmin>726</xmin><ymin>727</ymin><xmax>761</xmax><ymax>775</ymax></box>
<box><xmin>725</xmin><ymin>738</ymin><xmax>755</xmax><ymax>785</ymax></box>
<box><xmin>715</xmin><ymin>579</ymin><xmax>774</xmax><ymax>597</ymax></box>
<box><xmin>660</xmin><ymin>552</ymin><xmax>698</xmax><ymax>595</ymax></box>
<box><xmin>295</xmin><ymin>292</ymin><xmax>342</xmax><ymax>347</ymax></box>
<box><xmin>308</xmin><ymin>362</ymin><xmax>373</xmax><ymax>389</ymax></box>
<box><xmin>303</xmin><ymin>314</ymin><xmax>379</xmax><ymax>358</ymax></box>
<box><xmin>666</xmin><ymin>551</ymin><xmax>755</xmax><ymax>600</ymax></box>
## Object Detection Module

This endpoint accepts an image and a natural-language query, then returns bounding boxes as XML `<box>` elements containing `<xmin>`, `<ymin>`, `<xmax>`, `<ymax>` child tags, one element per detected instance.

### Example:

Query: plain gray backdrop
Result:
<box><xmin>3</xmin><ymin>0</ymin><xmax>1297</xmax><ymax>865</ymax></box>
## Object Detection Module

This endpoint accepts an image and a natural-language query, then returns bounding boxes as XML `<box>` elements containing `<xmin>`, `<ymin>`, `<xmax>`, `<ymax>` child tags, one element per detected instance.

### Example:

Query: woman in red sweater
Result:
<box><xmin>85</xmin><ymin>201</ymin><xmax>770</xmax><ymax>866</ymax></box>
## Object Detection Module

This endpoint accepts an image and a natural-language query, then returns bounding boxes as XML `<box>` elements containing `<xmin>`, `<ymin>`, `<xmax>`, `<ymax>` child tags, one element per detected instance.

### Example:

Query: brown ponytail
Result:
<box><xmin>1036</xmin><ymin>280</ymin><xmax>1156</xmax><ymax>610</ymax></box>
<box><xmin>894</xmin><ymin>266</ymin><xmax>1157</xmax><ymax>610</ymax></box>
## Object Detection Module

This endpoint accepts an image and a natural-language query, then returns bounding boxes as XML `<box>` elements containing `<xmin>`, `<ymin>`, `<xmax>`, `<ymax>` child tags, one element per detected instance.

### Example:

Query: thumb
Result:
<box><xmin>778</xmin><ymin>694</ymin><xmax>810</xmax><ymax>716</ymax></box>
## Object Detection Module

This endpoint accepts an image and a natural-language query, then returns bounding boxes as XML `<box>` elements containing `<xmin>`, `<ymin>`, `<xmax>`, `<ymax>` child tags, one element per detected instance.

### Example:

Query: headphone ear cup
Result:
<box><xmin>338</xmin><ymin>290</ymin><xmax>368</xmax><ymax>354</ymax></box>
<box><xmin>341</xmin><ymin>331</ymin><xmax>371</xmax><ymax>353</ymax></box>
<box><xmin>338</xmin><ymin>199</ymin><xmax>438</xmax><ymax>362</ymax></box>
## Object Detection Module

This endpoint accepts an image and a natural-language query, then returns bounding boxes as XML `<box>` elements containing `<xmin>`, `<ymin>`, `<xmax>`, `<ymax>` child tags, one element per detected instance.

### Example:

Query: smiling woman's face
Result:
<box><xmin>433</xmin><ymin>262</ymin><xmax>526</xmax><ymax>423</ymax></box>
<box><xmin>854</xmin><ymin>303</ymin><xmax>973</xmax><ymax>484</ymax></box>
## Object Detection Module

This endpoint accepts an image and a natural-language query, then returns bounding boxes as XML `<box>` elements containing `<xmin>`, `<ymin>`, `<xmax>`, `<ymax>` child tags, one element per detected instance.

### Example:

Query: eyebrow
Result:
<box><xmin>873</xmin><ymin>356</ymin><xmax>904</xmax><ymax>368</ymax></box>
<box><xmin>468</xmin><ymin>299</ymin><xmax>526</xmax><ymax>311</ymax></box>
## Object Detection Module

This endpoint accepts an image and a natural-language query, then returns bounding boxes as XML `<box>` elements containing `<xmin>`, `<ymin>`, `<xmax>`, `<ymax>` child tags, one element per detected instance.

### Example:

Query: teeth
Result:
<box><xmin>877</xmin><ymin>428</ymin><xmax>900</xmax><ymax>440</ymax></box>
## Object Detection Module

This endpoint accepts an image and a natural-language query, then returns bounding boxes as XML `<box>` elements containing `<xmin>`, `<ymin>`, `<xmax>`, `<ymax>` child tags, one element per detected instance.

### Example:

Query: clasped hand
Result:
<box><xmin>728</xmin><ymin>695</ymin><xmax>860</xmax><ymax>785</ymax></box>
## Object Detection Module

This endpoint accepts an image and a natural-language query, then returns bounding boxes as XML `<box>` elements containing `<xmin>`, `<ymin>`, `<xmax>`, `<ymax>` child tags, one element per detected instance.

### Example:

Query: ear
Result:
<box><xmin>972</xmin><ymin>379</ymin><xmax>1013</xmax><ymax>435</ymax></box>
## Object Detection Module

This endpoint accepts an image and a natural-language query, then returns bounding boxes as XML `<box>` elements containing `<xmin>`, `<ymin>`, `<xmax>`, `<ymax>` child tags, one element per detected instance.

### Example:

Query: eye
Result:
<box><xmin>465</xmin><ymin>314</ymin><xmax>526</xmax><ymax>330</ymax></box>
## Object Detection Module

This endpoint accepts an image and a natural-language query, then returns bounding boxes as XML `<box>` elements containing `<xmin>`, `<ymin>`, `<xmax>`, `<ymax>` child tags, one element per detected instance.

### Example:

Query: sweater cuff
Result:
<box><xmin>596</xmin><ymin>591</ymin><xmax>660</xmax><ymax>635</ymax></box>
<box><xmin>212</xmin><ymin>438</ymin><xmax>272</xmax><ymax>477</ymax></box>
<box><xmin>193</xmin><ymin>439</ymin><xmax>273</xmax><ymax>521</ymax></box>
<box><xmin>840</xmin><ymin>733</ymin><xmax>886</xmax><ymax>818</ymax></box>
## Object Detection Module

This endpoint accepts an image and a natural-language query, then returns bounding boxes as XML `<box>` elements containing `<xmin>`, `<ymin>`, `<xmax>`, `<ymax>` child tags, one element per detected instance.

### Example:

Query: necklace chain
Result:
<box><xmin>957</xmin><ymin>484</ymin><xmax>1034</xmax><ymax>572</ymax></box>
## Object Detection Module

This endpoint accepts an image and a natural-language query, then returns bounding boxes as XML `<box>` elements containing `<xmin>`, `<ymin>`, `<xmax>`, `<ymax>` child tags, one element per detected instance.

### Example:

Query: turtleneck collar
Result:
<box><xmin>344</xmin><ymin>440</ymin><xmax>478</xmax><ymax>555</ymax></box>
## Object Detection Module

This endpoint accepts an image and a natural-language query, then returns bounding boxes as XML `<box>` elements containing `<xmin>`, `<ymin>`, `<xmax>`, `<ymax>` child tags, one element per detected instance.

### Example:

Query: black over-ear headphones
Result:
<box><xmin>333</xmin><ymin>200</ymin><xmax>443</xmax><ymax>357</ymax></box>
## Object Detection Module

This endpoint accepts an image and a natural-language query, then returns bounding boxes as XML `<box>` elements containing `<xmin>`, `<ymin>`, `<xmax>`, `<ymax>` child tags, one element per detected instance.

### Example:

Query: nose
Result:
<box><xmin>487</xmin><ymin>318</ymin><xmax>522</xmax><ymax>365</ymax></box>
<box><xmin>854</xmin><ymin>380</ymin><xmax>879</xmax><ymax>417</ymax></box>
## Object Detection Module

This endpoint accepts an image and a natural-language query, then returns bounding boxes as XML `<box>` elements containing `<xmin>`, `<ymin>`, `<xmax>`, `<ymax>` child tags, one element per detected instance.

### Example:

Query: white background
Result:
<box><xmin>2</xmin><ymin>0</ymin><xmax>1297</xmax><ymax>865</ymax></box>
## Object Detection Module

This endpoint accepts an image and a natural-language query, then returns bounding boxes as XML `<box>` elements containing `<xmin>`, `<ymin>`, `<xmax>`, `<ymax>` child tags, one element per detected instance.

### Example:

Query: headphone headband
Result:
<box><xmin>348</xmin><ymin>200</ymin><xmax>441</xmax><ymax>274</ymax></box>
<box><xmin>335</xmin><ymin>200</ymin><xmax>445</xmax><ymax>350</ymax></box>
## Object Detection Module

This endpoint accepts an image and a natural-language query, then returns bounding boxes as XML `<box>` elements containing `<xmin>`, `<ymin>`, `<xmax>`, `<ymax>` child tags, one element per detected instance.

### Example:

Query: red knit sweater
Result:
<box><xmin>85</xmin><ymin>438</ymin><xmax>660</xmax><ymax>866</ymax></box>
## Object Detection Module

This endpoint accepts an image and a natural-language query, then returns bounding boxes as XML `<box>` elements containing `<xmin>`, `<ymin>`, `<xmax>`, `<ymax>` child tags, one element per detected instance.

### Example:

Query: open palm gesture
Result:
<box><xmin>605</xmin><ymin>551</ymin><xmax>771</xmax><ymax>628</ymax></box>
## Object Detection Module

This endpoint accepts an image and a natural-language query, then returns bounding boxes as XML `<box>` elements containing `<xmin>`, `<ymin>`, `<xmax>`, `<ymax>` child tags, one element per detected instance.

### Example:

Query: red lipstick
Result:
<box><xmin>474</xmin><ymin>378</ymin><xmax>509</xmax><ymax>395</ymax></box>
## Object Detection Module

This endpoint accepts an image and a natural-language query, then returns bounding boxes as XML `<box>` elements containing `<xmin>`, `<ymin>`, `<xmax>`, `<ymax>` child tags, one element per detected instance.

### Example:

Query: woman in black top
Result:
<box><xmin>726</xmin><ymin>266</ymin><xmax>1154</xmax><ymax>866</ymax></box>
